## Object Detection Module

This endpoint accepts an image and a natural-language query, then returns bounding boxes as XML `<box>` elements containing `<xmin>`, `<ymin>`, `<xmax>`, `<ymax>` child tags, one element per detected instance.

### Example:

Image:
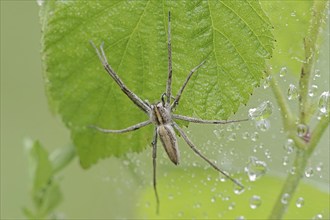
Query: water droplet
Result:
<box><xmin>291</xmin><ymin>11</ymin><xmax>296</xmax><ymax>17</ymax></box>
<box><xmin>287</xmin><ymin>84</ymin><xmax>299</xmax><ymax>100</ymax></box>
<box><xmin>282</xmin><ymin>156</ymin><xmax>289</xmax><ymax>166</ymax></box>
<box><xmin>245</xmin><ymin>156</ymin><xmax>268</xmax><ymax>181</ymax></box>
<box><xmin>308</xmin><ymin>85</ymin><xmax>318</xmax><ymax>97</ymax></box>
<box><xmin>248</xmin><ymin>101</ymin><xmax>273</xmax><ymax>121</ymax></box>
<box><xmin>236</xmin><ymin>216</ymin><xmax>246</xmax><ymax>220</ymax></box>
<box><xmin>227</xmin><ymin>133</ymin><xmax>237</xmax><ymax>141</ymax></box>
<box><xmin>297</xmin><ymin>124</ymin><xmax>309</xmax><ymax>139</ymax></box>
<box><xmin>318</xmin><ymin>91</ymin><xmax>330</xmax><ymax>114</ymax></box>
<box><xmin>36</xmin><ymin>0</ymin><xmax>44</xmax><ymax>6</ymax></box>
<box><xmin>284</xmin><ymin>139</ymin><xmax>295</xmax><ymax>154</ymax></box>
<box><xmin>228</xmin><ymin>202</ymin><xmax>235</xmax><ymax>210</ymax></box>
<box><xmin>235</xmin><ymin>124</ymin><xmax>241</xmax><ymax>130</ymax></box>
<box><xmin>211</xmin><ymin>196</ymin><xmax>216</xmax><ymax>203</ymax></box>
<box><xmin>234</xmin><ymin>184</ymin><xmax>245</xmax><ymax>195</ymax></box>
<box><xmin>227</xmin><ymin>124</ymin><xmax>235</xmax><ymax>132</ymax></box>
<box><xmin>263</xmin><ymin>75</ymin><xmax>272</xmax><ymax>89</ymax></box>
<box><xmin>295</xmin><ymin>197</ymin><xmax>304</xmax><ymax>208</ymax></box>
<box><xmin>290</xmin><ymin>167</ymin><xmax>296</xmax><ymax>175</ymax></box>
<box><xmin>213</xmin><ymin>128</ymin><xmax>225</xmax><ymax>139</ymax></box>
<box><xmin>281</xmin><ymin>193</ymin><xmax>290</xmax><ymax>204</ymax></box>
<box><xmin>250</xmin><ymin>132</ymin><xmax>259</xmax><ymax>142</ymax></box>
<box><xmin>312</xmin><ymin>214</ymin><xmax>323</xmax><ymax>219</ymax></box>
<box><xmin>316</xmin><ymin>162</ymin><xmax>323</xmax><ymax>172</ymax></box>
<box><xmin>314</xmin><ymin>69</ymin><xmax>321</xmax><ymax>79</ymax></box>
<box><xmin>297</xmin><ymin>123</ymin><xmax>308</xmax><ymax>136</ymax></box>
<box><xmin>193</xmin><ymin>202</ymin><xmax>201</xmax><ymax>209</ymax></box>
<box><xmin>249</xmin><ymin>195</ymin><xmax>262</xmax><ymax>209</ymax></box>
<box><xmin>219</xmin><ymin>175</ymin><xmax>227</xmax><ymax>182</ymax></box>
<box><xmin>305</xmin><ymin>167</ymin><xmax>314</xmax><ymax>177</ymax></box>
<box><xmin>264</xmin><ymin>149</ymin><xmax>271</xmax><ymax>159</ymax></box>
<box><xmin>123</xmin><ymin>160</ymin><xmax>130</xmax><ymax>166</ymax></box>
<box><xmin>279</xmin><ymin>67</ymin><xmax>288</xmax><ymax>78</ymax></box>
<box><xmin>255</xmin><ymin>119</ymin><xmax>270</xmax><ymax>131</ymax></box>
<box><xmin>168</xmin><ymin>194</ymin><xmax>174</xmax><ymax>200</ymax></box>
<box><xmin>242</xmin><ymin>132</ymin><xmax>250</xmax><ymax>140</ymax></box>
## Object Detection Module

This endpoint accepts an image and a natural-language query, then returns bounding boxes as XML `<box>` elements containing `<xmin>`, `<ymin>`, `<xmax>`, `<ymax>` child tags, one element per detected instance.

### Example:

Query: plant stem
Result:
<box><xmin>266</xmin><ymin>68</ymin><xmax>306</xmax><ymax>150</ymax></box>
<box><xmin>268</xmin><ymin>149</ymin><xmax>309</xmax><ymax>219</ymax></box>
<box><xmin>268</xmin><ymin>1</ymin><xmax>329</xmax><ymax>219</ymax></box>
<box><xmin>266</xmin><ymin>67</ymin><xmax>294</xmax><ymax>131</ymax></box>
<box><xmin>269</xmin><ymin>117</ymin><xmax>329</xmax><ymax>219</ymax></box>
<box><xmin>299</xmin><ymin>0</ymin><xmax>329</xmax><ymax>124</ymax></box>
<box><xmin>307</xmin><ymin>114</ymin><xmax>330</xmax><ymax>154</ymax></box>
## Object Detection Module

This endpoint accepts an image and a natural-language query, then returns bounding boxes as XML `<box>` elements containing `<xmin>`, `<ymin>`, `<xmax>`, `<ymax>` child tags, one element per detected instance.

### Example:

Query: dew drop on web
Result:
<box><xmin>287</xmin><ymin>84</ymin><xmax>299</xmax><ymax>100</ymax></box>
<box><xmin>248</xmin><ymin>101</ymin><xmax>273</xmax><ymax>121</ymax></box>
<box><xmin>304</xmin><ymin>167</ymin><xmax>314</xmax><ymax>178</ymax></box>
<box><xmin>312</xmin><ymin>213</ymin><xmax>323</xmax><ymax>219</ymax></box>
<box><xmin>295</xmin><ymin>197</ymin><xmax>304</xmax><ymax>208</ymax></box>
<box><xmin>318</xmin><ymin>91</ymin><xmax>330</xmax><ymax>114</ymax></box>
<box><xmin>244</xmin><ymin>156</ymin><xmax>268</xmax><ymax>181</ymax></box>
<box><xmin>308</xmin><ymin>84</ymin><xmax>318</xmax><ymax>97</ymax></box>
<box><xmin>281</xmin><ymin>193</ymin><xmax>290</xmax><ymax>204</ymax></box>
<box><xmin>249</xmin><ymin>195</ymin><xmax>262</xmax><ymax>209</ymax></box>
<box><xmin>283</xmin><ymin>138</ymin><xmax>295</xmax><ymax>154</ymax></box>
<box><xmin>279</xmin><ymin>66</ymin><xmax>288</xmax><ymax>78</ymax></box>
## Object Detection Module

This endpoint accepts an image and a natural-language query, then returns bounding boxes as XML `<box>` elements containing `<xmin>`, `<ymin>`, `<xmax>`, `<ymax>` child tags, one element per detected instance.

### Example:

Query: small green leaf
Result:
<box><xmin>49</xmin><ymin>144</ymin><xmax>76</xmax><ymax>174</ymax></box>
<box><xmin>38</xmin><ymin>180</ymin><xmax>63</xmax><ymax>217</ymax></box>
<box><xmin>26</xmin><ymin>140</ymin><xmax>53</xmax><ymax>200</ymax></box>
<box><xmin>24</xmin><ymin>139</ymin><xmax>63</xmax><ymax>218</ymax></box>
<box><xmin>22</xmin><ymin>207</ymin><xmax>36</xmax><ymax>220</ymax></box>
<box><xmin>40</xmin><ymin>1</ymin><xmax>274</xmax><ymax>168</ymax></box>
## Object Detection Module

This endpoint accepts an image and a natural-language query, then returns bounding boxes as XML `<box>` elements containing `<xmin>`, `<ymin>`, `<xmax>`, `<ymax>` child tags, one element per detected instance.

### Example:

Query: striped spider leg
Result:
<box><xmin>90</xmin><ymin>12</ymin><xmax>246</xmax><ymax>214</ymax></box>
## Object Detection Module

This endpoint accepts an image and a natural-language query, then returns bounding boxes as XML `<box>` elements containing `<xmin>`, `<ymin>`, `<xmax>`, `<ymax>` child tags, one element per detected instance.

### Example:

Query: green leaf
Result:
<box><xmin>22</xmin><ymin>207</ymin><xmax>36</xmax><ymax>220</ymax></box>
<box><xmin>24</xmin><ymin>139</ymin><xmax>63</xmax><ymax>218</ymax></box>
<box><xmin>26</xmin><ymin>140</ymin><xmax>53</xmax><ymax>201</ymax></box>
<box><xmin>49</xmin><ymin>144</ymin><xmax>76</xmax><ymax>174</ymax></box>
<box><xmin>40</xmin><ymin>0</ymin><xmax>274</xmax><ymax>168</ymax></box>
<box><xmin>38</xmin><ymin>180</ymin><xmax>63</xmax><ymax>218</ymax></box>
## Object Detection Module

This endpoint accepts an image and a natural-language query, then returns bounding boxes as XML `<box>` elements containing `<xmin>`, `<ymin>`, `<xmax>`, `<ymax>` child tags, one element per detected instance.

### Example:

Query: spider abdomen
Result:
<box><xmin>157</xmin><ymin>124</ymin><xmax>180</xmax><ymax>165</ymax></box>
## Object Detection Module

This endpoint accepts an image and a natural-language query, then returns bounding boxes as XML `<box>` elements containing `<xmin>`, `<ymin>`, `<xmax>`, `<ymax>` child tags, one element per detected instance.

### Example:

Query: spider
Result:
<box><xmin>90</xmin><ymin>12</ymin><xmax>246</xmax><ymax>213</ymax></box>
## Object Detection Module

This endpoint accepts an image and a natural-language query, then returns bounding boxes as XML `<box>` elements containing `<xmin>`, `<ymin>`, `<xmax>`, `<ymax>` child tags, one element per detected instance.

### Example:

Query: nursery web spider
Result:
<box><xmin>90</xmin><ymin>12</ymin><xmax>246</xmax><ymax>213</ymax></box>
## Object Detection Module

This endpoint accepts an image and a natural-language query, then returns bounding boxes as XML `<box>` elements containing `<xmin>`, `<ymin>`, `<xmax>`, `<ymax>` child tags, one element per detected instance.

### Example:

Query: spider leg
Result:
<box><xmin>151</xmin><ymin>126</ymin><xmax>160</xmax><ymax>214</ymax></box>
<box><xmin>90</xmin><ymin>41</ymin><xmax>150</xmax><ymax>113</ymax></box>
<box><xmin>171</xmin><ymin>60</ymin><xmax>206</xmax><ymax>110</ymax></box>
<box><xmin>90</xmin><ymin>120</ymin><xmax>151</xmax><ymax>133</ymax></box>
<box><xmin>172</xmin><ymin>122</ymin><xmax>244</xmax><ymax>189</ymax></box>
<box><xmin>173</xmin><ymin>114</ymin><xmax>248</xmax><ymax>124</ymax></box>
<box><xmin>165</xmin><ymin>11</ymin><xmax>172</xmax><ymax>107</ymax></box>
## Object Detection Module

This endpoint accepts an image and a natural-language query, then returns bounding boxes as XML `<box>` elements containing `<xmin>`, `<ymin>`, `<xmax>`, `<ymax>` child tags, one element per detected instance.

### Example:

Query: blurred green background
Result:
<box><xmin>1</xmin><ymin>1</ymin><xmax>329</xmax><ymax>219</ymax></box>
